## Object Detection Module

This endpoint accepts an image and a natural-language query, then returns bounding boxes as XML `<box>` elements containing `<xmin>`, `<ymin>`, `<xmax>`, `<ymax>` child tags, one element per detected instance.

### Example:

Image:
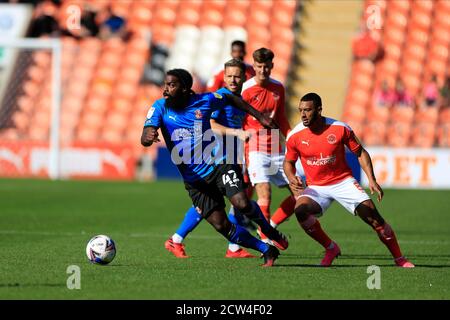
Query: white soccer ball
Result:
<box><xmin>86</xmin><ymin>235</ymin><xmax>116</xmax><ymax>265</ymax></box>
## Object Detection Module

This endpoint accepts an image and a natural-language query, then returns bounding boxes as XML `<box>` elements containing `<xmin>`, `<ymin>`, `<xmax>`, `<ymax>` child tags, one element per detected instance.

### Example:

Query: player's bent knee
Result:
<box><xmin>294</xmin><ymin>200</ymin><xmax>320</xmax><ymax>221</ymax></box>
<box><xmin>230</xmin><ymin>193</ymin><xmax>250</xmax><ymax>211</ymax></box>
<box><xmin>294</xmin><ymin>204</ymin><xmax>311</xmax><ymax>221</ymax></box>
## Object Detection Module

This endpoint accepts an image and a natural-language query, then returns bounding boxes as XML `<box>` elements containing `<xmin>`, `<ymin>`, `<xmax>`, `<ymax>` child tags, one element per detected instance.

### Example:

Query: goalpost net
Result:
<box><xmin>0</xmin><ymin>38</ymin><xmax>62</xmax><ymax>180</ymax></box>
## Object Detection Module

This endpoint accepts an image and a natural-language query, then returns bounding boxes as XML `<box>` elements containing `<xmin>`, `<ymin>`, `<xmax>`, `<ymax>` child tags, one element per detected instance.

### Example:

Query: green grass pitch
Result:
<box><xmin>0</xmin><ymin>178</ymin><xmax>449</xmax><ymax>299</ymax></box>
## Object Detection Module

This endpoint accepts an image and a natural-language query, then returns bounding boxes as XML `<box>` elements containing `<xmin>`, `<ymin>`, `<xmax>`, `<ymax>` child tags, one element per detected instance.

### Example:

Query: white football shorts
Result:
<box><xmin>298</xmin><ymin>177</ymin><xmax>371</xmax><ymax>216</ymax></box>
<box><xmin>247</xmin><ymin>151</ymin><xmax>289</xmax><ymax>187</ymax></box>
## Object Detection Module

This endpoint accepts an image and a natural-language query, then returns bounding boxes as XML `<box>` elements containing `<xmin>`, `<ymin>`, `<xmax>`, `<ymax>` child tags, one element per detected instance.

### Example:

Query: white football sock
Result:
<box><xmin>172</xmin><ymin>233</ymin><xmax>184</xmax><ymax>244</ymax></box>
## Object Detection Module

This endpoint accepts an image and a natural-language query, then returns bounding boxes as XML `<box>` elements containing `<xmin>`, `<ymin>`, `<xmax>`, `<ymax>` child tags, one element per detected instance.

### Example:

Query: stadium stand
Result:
<box><xmin>343</xmin><ymin>0</ymin><xmax>450</xmax><ymax>147</ymax></box>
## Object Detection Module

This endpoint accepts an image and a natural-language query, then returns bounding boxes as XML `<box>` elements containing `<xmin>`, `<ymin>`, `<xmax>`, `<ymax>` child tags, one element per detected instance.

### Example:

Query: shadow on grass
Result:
<box><xmin>275</xmin><ymin>263</ymin><xmax>450</xmax><ymax>268</ymax></box>
<box><xmin>274</xmin><ymin>263</ymin><xmax>400</xmax><ymax>268</ymax></box>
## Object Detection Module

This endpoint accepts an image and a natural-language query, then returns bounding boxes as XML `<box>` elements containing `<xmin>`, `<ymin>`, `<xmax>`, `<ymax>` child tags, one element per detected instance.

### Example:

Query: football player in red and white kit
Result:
<box><xmin>242</xmin><ymin>48</ymin><xmax>297</xmax><ymax>241</ymax></box>
<box><xmin>206</xmin><ymin>40</ymin><xmax>255</xmax><ymax>92</ymax></box>
<box><xmin>284</xmin><ymin>93</ymin><xmax>414</xmax><ymax>268</ymax></box>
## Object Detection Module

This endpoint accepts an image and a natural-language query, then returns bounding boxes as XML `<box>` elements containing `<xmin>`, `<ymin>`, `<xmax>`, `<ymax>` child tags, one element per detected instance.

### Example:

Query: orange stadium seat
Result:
<box><xmin>386</xmin><ymin>122</ymin><xmax>411</xmax><ymax>147</ymax></box>
<box><xmin>251</xmin><ymin>0</ymin><xmax>273</xmax><ymax>11</ymax></box>
<box><xmin>104</xmin><ymin>113</ymin><xmax>129</xmax><ymax>131</ymax></box>
<box><xmin>389</xmin><ymin>0</ymin><xmax>410</xmax><ymax>14</ymax></box>
<box><xmin>27</xmin><ymin>65</ymin><xmax>46</xmax><ymax>83</ymax></box>
<box><xmin>91</xmin><ymin>80</ymin><xmax>113</xmax><ymax>98</ymax></box>
<box><xmin>363</xmin><ymin>121</ymin><xmax>387</xmax><ymax>146</ymax></box>
<box><xmin>343</xmin><ymin>105</ymin><xmax>367</xmax><ymax>123</ymax></box>
<box><xmin>407</xmin><ymin>28</ymin><xmax>429</xmax><ymax>48</ymax></box>
<box><xmin>153</xmin><ymin>5</ymin><xmax>177</xmax><ymax>27</ymax></box>
<box><xmin>437</xmin><ymin>123</ymin><xmax>450</xmax><ymax>147</ymax></box>
<box><xmin>94</xmin><ymin>66</ymin><xmax>118</xmax><ymax>82</ymax></box>
<box><xmin>22</xmin><ymin>80</ymin><xmax>41</xmax><ymax>99</ymax></box>
<box><xmin>344</xmin><ymin>120</ymin><xmax>363</xmax><ymax>138</ymax></box>
<box><xmin>366</xmin><ymin>104</ymin><xmax>390</xmax><ymax>122</ymax></box>
<box><xmin>0</xmin><ymin>128</ymin><xmax>19</xmax><ymax>140</ymax></box>
<box><xmin>222</xmin><ymin>8</ymin><xmax>247</xmax><ymax>27</ymax></box>
<box><xmin>411</xmin><ymin>122</ymin><xmax>436</xmax><ymax>148</ymax></box>
<box><xmin>76</xmin><ymin>126</ymin><xmax>98</xmax><ymax>142</ymax></box>
<box><xmin>103</xmin><ymin>38</ymin><xmax>126</xmax><ymax>53</ymax></box>
<box><xmin>413</xmin><ymin>0</ymin><xmax>434</xmax><ymax>12</ymax></box>
<box><xmin>33</xmin><ymin>51</ymin><xmax>51</xmax><ymax>68</ymax></box>
<box><xmin>79</xmin><ymin>110</ymin><xmax>104</xmax><ymax>131</ymax></box>
<box><xmin>439</xmin><ymin>108</ymin><xmax>450</xmax><ymax>123</ymax></box>
<box><xmin>28</xmin><ymin>124</ymin><xmax>49</xmax><ymax>141</ymax></box>
<box><xmin>391</xmin><ymin>106</ymin><xmax>415</xmax><ymax>123</ymax></box>
<box><xmin>176</xmin><ymin>7</ymin><xmax>201</xmax><ymax>26</ymax></box>
<box><xmin>101</xmin><ymin>128</ymin><xmax>124</xmax><ymax>144</ymax></box>
<box><xmin>199</xmin><ymin>7</ymin><xmax>223</xmax><ymax>27</ymax></box>
<box><xmin>112</xmin><ymin>98</ymin><xmax>132</xmax><ymax>115</ymax></box>
<box><xmin>150</xmin><ymin>24</ymin><xmax>175</xmax><ymax>45</ymax></box>
<box><xmin>12</xmin><ymin>111</ymin><xmax>30</xmax><ymax>132</ymax></box>
<box><xmin>414</xmin><ymin>107</ymin><xmax>439</xmax><ymax>124</ymax></box>
<box><xmin>16</xmin><ymin>95</ymin><xmax>35</xmax><ymax>114</ymax></box>
<box><xmin>409</xmin><ymin>10</ymin><xmax>432</xmax><ymax>32</ymax></box>
<box><xmin>84</xmin><ymin>96</ymin><xmax>109</xmax><ymax>114</ymax></box>
<box><xmin>249</xmin><ymin>8</ymin><xmax>270</xmax><ymax>28</ymax></box>
<box><xmin>130</xmin><ymin>5</ymin><xmax>153</xmax><ymax>25</ymax></box>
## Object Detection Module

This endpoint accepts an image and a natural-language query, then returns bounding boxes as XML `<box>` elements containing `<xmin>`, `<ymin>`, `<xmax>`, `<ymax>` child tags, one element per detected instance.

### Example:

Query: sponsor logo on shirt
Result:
<box><xmin>306</xmin><ymin>153</ymin><xmax>336</xmax><ymax>166</ymax></box>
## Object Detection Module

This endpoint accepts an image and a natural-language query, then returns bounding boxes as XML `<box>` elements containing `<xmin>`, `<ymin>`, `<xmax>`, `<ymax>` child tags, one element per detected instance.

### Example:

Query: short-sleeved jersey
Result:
<box><xmin>210</xmin><ymin>87</ymin><xmax>246</xmax><ymax>165</ymax></box>
<box><xmin>211</xmin><ymin>87</ymin><xmax>246</xmax><ymax>129</ymax></box>
<box><xmin>144</xmin><ymin>92</ymin><xmax>228</xmax><ymax>183</ymax></box>
<box><xmin>206</xmin><ymin>63</ymin><xmax>255</xmax><ymax>92</ymax></box>
<box><xmin>242</xmin><ymin>77</ymin><xmax>291</xmax><ymax>154</ymax></box>
<box><xmin>285</xmin><ymin>117</ymin><xmax>362</xmax><ymax>186</ymax></box>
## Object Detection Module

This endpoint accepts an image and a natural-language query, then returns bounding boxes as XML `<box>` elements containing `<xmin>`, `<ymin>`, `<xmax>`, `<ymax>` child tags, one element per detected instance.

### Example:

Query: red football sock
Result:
<box><xmin>271</xmin><ymin>195</ymin><xmax>296</xmax><ymax>226</ymax></box>
<box><xmin>257</xmin><ymin>199</ymin><xmax>271</xmax><ymax>221</ymax></box>
<box><xmin>375</xmin><ymin>223</ymin><xmax>403</xmax><ymax>259</ymax></box>
<box><xmin>299</xmin><ymin>215</ymin><xmax>332</xmax><ymax>249</ymax></box>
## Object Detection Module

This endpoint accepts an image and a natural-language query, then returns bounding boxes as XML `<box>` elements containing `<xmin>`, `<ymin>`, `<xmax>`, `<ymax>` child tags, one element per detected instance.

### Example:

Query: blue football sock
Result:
<box><xmin>175</xmin><ymin>206</ymin><xmax>203</xmax><ymax>239</ymax></box>
<box><xmin>237</xmin><ymin>200</ymin><xmax>275</xmax><ymax>237</ymax></box>
<box><xmin>227</xmin><ymin>223</ymin><xmax>269</xmax><ymax>254</ymax></box>
<box><xmin>227</xmin><ymin>212</ymin><xmax>239</xmax><ymax>246</ymax></box>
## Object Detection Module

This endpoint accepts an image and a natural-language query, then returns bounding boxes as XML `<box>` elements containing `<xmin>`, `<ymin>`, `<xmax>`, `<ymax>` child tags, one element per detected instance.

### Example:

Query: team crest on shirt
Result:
<box><xmin>213</xmin><ymin>92</ymin><xmax>223</xmax><ymax>99</ymax></box>
<box><xmin>327</xmin><ymin>134</ymin><xmax>337</xmax><ymax>144</ymax></box>
<box><xmin>195</xmin><ymin>109</ymin><xmax>203</xmax><ymax>119</ymax></box>
<box><xmin>272</xmin><ymin>92</ymin><xmax>280</xmax><ymax>100</ymax></box>
<box><xmin>146</xmin><ymin>107</ymin><xmax>155</xmax><ymax>119</ymax></box>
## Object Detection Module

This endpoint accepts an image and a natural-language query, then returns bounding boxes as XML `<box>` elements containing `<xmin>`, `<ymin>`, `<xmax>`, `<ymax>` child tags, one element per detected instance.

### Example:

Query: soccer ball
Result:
<box><xmin>86</xmin><ymin>235</ymin><xmax>116</xmax><ymax>265</ymax></box>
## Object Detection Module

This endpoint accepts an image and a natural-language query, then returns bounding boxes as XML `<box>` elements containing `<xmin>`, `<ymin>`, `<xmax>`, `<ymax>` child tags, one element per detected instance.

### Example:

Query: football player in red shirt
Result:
<box><xmin>284</xmin><ymin>93</ymin><xmax>414</xmax><ymax>268</ymax></box>
<box><xmin>241</xmin><ymin>48</ymin><xmax>297</xmax><ymax>242</ymax></box>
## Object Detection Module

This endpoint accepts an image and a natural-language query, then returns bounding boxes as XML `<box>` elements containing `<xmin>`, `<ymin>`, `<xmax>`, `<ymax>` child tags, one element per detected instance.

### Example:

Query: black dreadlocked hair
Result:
<box><xmin>166</xmin><ymin>69</ymin><xmax>195</xmax><ymax>94</ymax></box>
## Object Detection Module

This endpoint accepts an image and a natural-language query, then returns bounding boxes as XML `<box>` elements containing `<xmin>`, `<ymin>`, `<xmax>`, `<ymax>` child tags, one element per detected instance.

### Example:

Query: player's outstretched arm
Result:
<box><xmin>283</xmin><ymin>159</ymin><xmax>304</xmax><ymax>198</ymax></box>
<box><xmin>356</xmin><ymin>147</ymin><xmax>384</xmax><ymax>202</ymax></box>
<box><xmin>210</xmin><ymin>119</ymin><xmax>251</xmax><ymax>141</ymax></box>
<box><xmin>141</xmin><ymin>126</ymin><xmax>160</xmax><ymax>147</ymax></box>
<box><xmin>223</xmin><ymin>93</ymin><xmax>278</xmax><ymax>129</ymax></box>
